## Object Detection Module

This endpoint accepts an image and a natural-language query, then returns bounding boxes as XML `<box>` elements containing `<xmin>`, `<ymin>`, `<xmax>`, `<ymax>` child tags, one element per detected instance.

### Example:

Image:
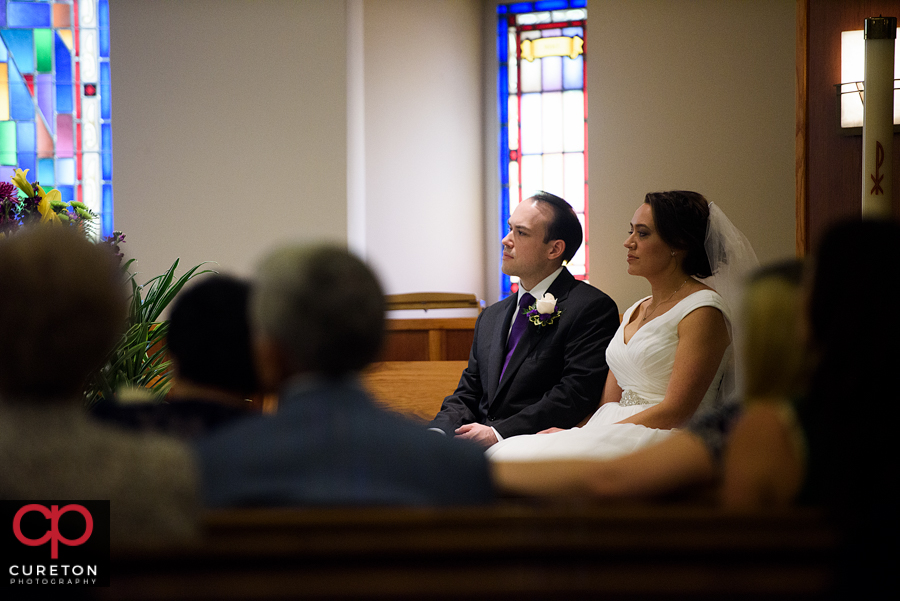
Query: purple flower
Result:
<box><xmin>0</xmin><ymin>182</ymin><xmax>18</xmax><ymax>203</ymax></box>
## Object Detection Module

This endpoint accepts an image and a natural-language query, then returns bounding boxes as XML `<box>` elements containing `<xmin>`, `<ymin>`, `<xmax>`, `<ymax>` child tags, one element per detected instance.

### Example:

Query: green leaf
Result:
<box><xmin>84</xmin><ymin>257</ymin><xmax>216</xmax><ymax>408</ymax></box>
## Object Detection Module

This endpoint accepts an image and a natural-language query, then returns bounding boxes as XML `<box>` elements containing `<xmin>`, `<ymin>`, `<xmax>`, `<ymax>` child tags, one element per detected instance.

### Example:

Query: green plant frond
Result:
<box><xmin>85</xmin><ymin>257</ymin><xmax>215</xmax><ymax>407</ymax></box>
<box><xmin>155</xmin><ymin>263</ymin><xmax>218</xmax><ymax>307</ymax></box>
<box><xmin>142</xmin><ymin>261</ymin><xmax>217</xmax><ymax>323</ymax></box>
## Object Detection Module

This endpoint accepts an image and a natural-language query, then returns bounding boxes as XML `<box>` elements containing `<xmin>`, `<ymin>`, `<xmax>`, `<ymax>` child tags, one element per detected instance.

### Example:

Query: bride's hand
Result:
<box><xmin>537</xmin><ymin>427</ymin><xmax>565</xmax><ymax>434</ymax></box>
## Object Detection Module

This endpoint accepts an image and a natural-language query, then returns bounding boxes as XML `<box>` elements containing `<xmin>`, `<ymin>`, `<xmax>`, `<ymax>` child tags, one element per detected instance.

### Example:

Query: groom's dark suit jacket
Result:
<box><xmin>429</xmin><ymin>268</ymin><xmax>619</xmax><ymax>438</ymax></box>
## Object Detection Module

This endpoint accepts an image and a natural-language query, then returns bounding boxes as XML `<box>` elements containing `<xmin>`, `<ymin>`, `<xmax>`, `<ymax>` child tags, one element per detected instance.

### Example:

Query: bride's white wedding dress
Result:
<box><xmin>486</xmin><ymin>289</ymin><xmax>731</xmax><ymax>462</ymax></box>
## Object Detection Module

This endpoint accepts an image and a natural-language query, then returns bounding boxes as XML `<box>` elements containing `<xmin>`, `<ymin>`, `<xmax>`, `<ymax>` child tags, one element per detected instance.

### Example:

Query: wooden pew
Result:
<box><xmin>98</xmin><ymin>503</ymin><xmax>837</xmax><ymax>600</ymax></box>
<box><xmin>362</xmin><ymin>360</ymin><xmax>467</xmax><ymax>421</ymax></box>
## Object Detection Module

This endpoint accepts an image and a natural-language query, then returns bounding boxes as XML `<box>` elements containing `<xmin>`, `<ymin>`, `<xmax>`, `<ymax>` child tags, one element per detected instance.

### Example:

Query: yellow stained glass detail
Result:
<box><xmin>58</xmin><ymin>29</ymin><xmax>74</xmax><ymax>52</ymax></box>
<box><xmin>0</xmin><ymin>63</ymin><xmax>8</xmax><ymax>121</ymax></box>
<box><xmin>520</xmin><ymin>36</ymin><xmax>583</xmax><ymax>62</ymax></box>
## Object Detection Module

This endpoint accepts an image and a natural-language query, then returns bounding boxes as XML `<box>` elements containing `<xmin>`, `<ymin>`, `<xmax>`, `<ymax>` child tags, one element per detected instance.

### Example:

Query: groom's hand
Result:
<box><xmin>454</xmin><ymin>423</ymin><xmax>498</xmax><ymax>447</ymax></box>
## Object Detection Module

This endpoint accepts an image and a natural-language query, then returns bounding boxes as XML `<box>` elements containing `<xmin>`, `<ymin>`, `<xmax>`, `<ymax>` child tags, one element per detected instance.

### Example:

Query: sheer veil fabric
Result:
<box><xmin>698</xmin><ymin>202</ymin><xmax>759</xmax><ymax>403</ymax></box>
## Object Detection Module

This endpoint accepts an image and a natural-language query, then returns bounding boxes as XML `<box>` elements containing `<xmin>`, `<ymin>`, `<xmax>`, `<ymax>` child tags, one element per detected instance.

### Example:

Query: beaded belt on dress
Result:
<box><xmin>620</xmin><ymin>390</ymin><xmax>652</xmax><ymax>407</ymax></box>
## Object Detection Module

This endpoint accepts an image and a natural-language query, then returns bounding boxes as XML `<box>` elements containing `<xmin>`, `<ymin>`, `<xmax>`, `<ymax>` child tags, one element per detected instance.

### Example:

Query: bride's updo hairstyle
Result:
<box><xmin>644</xmin><ymin>191</ymin><xmax>712</xmax><ymax>278</ymax></box>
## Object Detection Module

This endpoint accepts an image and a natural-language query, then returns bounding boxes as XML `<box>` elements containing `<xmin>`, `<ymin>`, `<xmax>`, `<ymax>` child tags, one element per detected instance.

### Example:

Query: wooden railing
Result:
<box><xmin>381</xmin><ymin>318</ymin><xmax>476</xmax><ymax>361</ymax></box>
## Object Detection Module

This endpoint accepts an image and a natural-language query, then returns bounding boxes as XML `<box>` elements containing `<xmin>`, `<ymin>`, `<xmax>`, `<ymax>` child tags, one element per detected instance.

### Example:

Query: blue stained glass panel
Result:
<box><xmin>15</xmin><ymin>121</ymin><xmax>34</xmax><ymax>152</ymax></box>
<box><xmin>101</xmin><ymin>122</ymin><xmax>112</xmax><ymax>180</ymax></box>
<box><xmin>1</xmin><ymin>29</ymin><xmax>35</xmax><ymax>73</ymax></box>
<box><xmin>99</xmin><ymin>0</ymin><xmax>110</xmax><ymax>58</ymax></box>
<box><xmin>8</xmin><ymin>63</ymin><xmax>34</xmax><ymax>120</ymax></box>
<box><xmin>55</xmin><ymin>33</ymin><xmax>73</xmax><ymax>113</ymax></box>
<box><xmin>0</xmin><ymin>42</ymin><xmax>7</xmax><ymax>62</ymax></box>
<box><xmin>100</xmin><ymin>61</ymin><xmax>110</xmax><ymax>120</ymax></box>
<box><xmin>499</xmin><ymin>69</ymin><xmax>509</xmax><ymax>124</ymax></box>
<box><xmin>102</xmin><ymin>184</ymin><xmax>113</xmax><ymax>237</ymax></box>
<box><xmin>7</xmin><ymin>2</ymin><xmax>51</xmax><ymax>28</ymax></box>
<box><xmin>57</xmin><ymin>185</ymin><xmax>74</xmax><ymax>202</ymax></box>
<box><xmin>507</xmin><ymin>3</ymin><xmax>533</xmax><ymax>15</ymax></box>
<box><xmin>535</xmin><ymin>0</ymin><xmax>568</xmax><ymax>10</ymax></box>
<box><xmin>37</xmin><ymin>157</ymin><xmax>54</xmax><ymax>186</ymax></box>
<box><xmin>16</xmin><ymin>152</ymin><xmax>35</xmax><ymax>176</ymax></box>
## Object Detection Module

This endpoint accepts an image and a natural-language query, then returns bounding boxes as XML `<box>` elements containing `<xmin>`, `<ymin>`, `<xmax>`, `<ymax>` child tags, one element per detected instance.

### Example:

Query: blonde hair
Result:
<box><xmin>741</xmin><ymin>262</ymin><xmax>806</xmax><ymax>400</ymax></box>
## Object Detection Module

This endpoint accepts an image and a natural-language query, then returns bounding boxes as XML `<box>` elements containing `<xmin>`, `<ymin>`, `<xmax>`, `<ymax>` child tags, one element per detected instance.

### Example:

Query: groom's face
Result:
<box><xmin>501</xmin><ymin>199</ymin><xmax>556</xmax><ymax>290</ymax></box>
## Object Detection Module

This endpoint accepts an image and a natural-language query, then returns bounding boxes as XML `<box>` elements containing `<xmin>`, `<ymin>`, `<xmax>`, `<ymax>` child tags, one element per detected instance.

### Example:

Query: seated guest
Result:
<box><xmin>92</xmin><ymin>275</ymin><xmax>258</xmax><ymax>438</ymax></box>
<box><xmin>0</xmin><ymin>227</ymin><xmax>199</xmax><ymax>547</ymax></box>
<box><xmin>493</xmin><ymin>260</ymin><xmax>804</xmax><ymax>499</ymax></box>
<box><xmin>195</xmin><ymin>244</ymin><xmax>494</xmax><ymax>506</ymax></box>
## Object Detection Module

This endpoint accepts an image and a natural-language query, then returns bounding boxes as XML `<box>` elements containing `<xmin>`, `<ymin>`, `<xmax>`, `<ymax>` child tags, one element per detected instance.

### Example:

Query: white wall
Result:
<box><xmin>587</xmin><ymin>0</ymin><xmax>797</xmax><ymax>309</ymax></box>
<box><xmin>111</xmin><ymin>0</ymin><xmax>795</xmax><ymax>310</ymax></box>
<box><xmin>110</xmin><ymin>0</ymin><xmax>348</xmax><ymax>281</ymax></box>
<box><xmin>112</xmin><ymin>0</ymin><xmax>485</xmax><ymax>301</ymax></box>
<box><xmin>361</xmin><ymin>0</ymin><xmax>484</xmax><ymax>297</ymax></box>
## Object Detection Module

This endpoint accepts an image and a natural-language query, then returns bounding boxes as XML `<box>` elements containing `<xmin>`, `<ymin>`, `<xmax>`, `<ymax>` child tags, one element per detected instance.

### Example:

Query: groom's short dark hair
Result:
<box><xmin>529</xmin><ymin>191</ymin><xmax>582</xmax><ymax>264</ymax></box>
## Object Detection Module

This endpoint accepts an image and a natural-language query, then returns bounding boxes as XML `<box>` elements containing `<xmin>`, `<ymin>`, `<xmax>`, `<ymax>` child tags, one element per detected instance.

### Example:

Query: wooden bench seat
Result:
<box><xmin>99</xmin><ymin>502</ymin><xmax>837</xmax><ymax>600</ymax></box>
<box><xmin>362</xmin><ymin>360</ymin><xmax>466</xmax><ymax>421</ymax></box>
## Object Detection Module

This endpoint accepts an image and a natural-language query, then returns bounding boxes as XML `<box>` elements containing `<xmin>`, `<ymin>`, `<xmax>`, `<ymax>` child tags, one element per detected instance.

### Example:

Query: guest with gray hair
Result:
<box><xmin>195</xmin><ymin>244</ymin><xmax>493</xmax><ymax>507</ymax></box>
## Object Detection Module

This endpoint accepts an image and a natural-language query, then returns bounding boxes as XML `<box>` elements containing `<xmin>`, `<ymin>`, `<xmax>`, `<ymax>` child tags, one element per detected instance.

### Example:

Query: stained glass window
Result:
<box><xmin>0</xmin><ymin>0</ymin><xmax>112</xmax><ymax>237</ymax></box>
<box><xmin>498</xmin><ymin>0</ymin><xmax>587</xmax><ymax>297</ymax></box>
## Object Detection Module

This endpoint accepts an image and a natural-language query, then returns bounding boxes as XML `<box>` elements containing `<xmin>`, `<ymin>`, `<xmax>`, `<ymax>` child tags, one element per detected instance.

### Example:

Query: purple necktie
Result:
<box><xmin>500</xmin><ymin>292</ymin><xmax>534</xmax><ymax>381</ymax></box>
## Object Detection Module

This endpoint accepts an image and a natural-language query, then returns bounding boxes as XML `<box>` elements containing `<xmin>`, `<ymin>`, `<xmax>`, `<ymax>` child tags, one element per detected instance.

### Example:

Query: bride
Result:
<box><xmin>487</xmin><ymin>191</ymin><xmax>757</xmax><ymax>462</ymax></box>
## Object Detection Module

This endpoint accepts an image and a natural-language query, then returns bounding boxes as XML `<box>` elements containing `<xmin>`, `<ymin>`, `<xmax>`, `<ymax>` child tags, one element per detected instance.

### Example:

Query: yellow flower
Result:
<box><xmin>36</xmin><ymin>186</ymin><xmax>64</xmax><ymax>225</ymax></box>
<box><xmin>11</xmin><ymin>168</ymin><xmax>34</xmax><ymax>197</ymax></box>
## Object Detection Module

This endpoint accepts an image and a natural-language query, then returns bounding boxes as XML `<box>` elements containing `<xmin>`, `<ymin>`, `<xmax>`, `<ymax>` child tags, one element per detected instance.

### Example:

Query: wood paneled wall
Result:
<box><xmin>801</xmin><ymin>0</ymin><xmax>900</xmax><ymax>254</ymax></box>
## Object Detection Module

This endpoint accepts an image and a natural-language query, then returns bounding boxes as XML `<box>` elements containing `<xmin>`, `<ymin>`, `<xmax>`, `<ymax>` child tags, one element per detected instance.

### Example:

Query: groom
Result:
<box><xmin>428</xmin><ymin>192</ymin><xmax>619</xmax><ymax>447</ymax></box>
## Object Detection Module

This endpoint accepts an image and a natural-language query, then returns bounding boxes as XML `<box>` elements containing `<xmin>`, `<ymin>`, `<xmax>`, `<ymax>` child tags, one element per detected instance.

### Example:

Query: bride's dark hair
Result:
<box><xmin>644</xmin><ymin>191</ymin><xmax>712</xmax><ymax>278</ymax></box>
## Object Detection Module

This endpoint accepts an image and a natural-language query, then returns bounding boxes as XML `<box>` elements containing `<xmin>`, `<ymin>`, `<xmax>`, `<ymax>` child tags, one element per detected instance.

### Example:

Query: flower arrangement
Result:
<box><xmin>4</xmin><ymin>167</ymin><xmax>214</xmax><ymax>406</ymax></box>
<box><xmin>526</xmin><ymin>292</ymin><xmax>562</xmax><ymax>327</ymax></box>
<box><xmin>3</xmin><ymin>168</ymin><xmax>99</xmax><ymax>236</ymax></box>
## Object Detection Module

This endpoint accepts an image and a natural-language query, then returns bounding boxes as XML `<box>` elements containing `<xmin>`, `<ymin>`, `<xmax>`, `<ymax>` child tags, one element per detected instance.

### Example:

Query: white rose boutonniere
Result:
<box><xmin>525</xmin><ymin>292</ymin><xmax>562</xmax><ymax>327</ymax></box>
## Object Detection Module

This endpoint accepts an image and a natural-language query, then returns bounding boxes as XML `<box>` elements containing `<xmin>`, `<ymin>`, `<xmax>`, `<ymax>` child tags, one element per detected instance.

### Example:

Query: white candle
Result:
<box><xmin>862</xmin><ymin>16</ymin><xmax>896</xmax><ymax>217</ymax></box>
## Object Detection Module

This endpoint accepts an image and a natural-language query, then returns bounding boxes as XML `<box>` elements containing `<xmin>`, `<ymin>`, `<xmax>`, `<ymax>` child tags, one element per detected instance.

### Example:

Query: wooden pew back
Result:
<box><xmin>99</xmin><ymin>503</ymin><xmax>837</xmax><ymax>600</ymax></box>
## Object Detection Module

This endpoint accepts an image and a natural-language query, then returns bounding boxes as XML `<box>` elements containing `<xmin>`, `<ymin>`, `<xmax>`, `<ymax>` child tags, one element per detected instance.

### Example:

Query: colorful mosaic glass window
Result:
<box><xmin>498</xmin><ymin>0</ymin><xmax>587</xmax><ymax>297</ymax></box>
<box><xmin>0</xmin><ymin>0</ymin><xmax>112</xmax><ymax>237</ymax></box>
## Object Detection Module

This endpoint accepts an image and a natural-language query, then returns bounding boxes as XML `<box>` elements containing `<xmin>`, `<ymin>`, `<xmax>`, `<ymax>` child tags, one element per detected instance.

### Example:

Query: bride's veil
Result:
<box><xmin>698</xmin><ymin>202</ymin><xmax>759</xmax><ymax>403</ymax></box>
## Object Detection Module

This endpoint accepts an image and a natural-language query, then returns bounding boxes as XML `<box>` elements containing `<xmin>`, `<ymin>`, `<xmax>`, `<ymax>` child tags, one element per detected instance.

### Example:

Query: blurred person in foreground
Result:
<box><xmin>722</xmin><ymin>219</ymin><xmax>899</xmax><ymax>597</ymax></box>
<box><xmin>493</xmin><ymin>260</ymin><xmax>806</xmax><ymax>499</ymax></box>
<box><xmin>92</xmin><ymin>275</ymin><xmax>259</xmax><ymax>438</ymax></box>
<box><xmin>0</xmin><ymin>226</ymin><xmax>199</xmax><ymax>547</ymax></box>
<box><xmin>195</xmin><ymin>244</ymin><xmax>493</xmax><ymax>507</ymax></box>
